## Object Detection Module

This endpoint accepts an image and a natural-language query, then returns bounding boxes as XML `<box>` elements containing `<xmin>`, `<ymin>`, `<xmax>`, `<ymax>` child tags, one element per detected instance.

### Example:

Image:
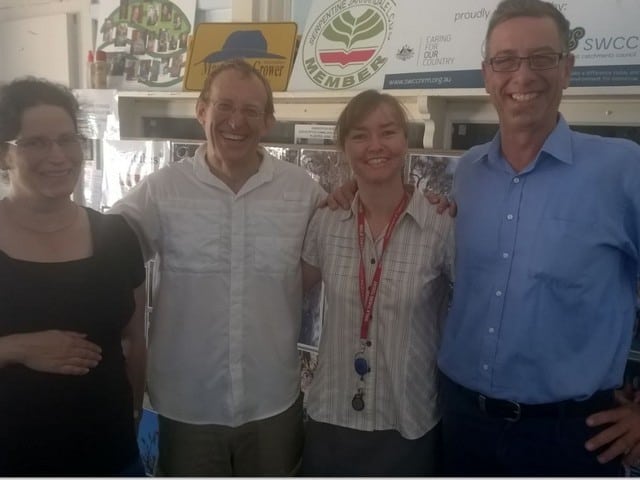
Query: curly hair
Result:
<box><xmin>0</xmin><ymin>77</ymin><xmax>79</xmax><ymax>171</ymax></box>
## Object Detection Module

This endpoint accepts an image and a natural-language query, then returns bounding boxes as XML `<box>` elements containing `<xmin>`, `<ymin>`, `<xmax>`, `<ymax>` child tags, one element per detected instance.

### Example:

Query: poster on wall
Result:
<box><xmin>97</xmin><ymin>0</ymin><xmax>196</xmax><ymax>90</ymax></box>
<box><xmin>383</xmin><ymin>0</ymin><xmax>487</xmax><ymax>89</ymax></box>
<box><xmin>101</xmin><ymin>140</ymin><xmax>171</xmax><ymax>209</ymax></box>
<box><xmin>290</xmin><ymin>0</ymin><xmax>640</xmax><ymax>91</ymax></box>
<box><xmin>383</xmin><ymin>0</ymin><xmax>640</xmax><ymax>89</ymax></box>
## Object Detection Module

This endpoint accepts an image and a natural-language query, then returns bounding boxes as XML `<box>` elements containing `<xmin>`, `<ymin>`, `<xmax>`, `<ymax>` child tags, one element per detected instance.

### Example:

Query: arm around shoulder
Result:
<box><xmin>302</xmin><ymin>260</ymin><xmax>322</xmax><ymax>293</ymax></box>
<box><xmin>108</xmin><ymin>178</ymin><xmax>160</xmax><ymax>261</ymax></box>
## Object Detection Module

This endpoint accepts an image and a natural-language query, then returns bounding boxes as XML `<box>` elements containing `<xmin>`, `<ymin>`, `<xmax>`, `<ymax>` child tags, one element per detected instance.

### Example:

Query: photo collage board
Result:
<box><xmin>97</xmin><ymin>0</ymin><xmax>196</xmax><ymax>90</ymax></box>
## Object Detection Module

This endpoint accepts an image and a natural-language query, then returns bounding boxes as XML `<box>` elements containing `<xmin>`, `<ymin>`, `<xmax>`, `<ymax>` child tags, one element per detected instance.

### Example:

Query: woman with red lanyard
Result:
<box><xmin>300</xmin><ymin>90</ymin><xmax>454</xmax><ymax>475</ymax></box>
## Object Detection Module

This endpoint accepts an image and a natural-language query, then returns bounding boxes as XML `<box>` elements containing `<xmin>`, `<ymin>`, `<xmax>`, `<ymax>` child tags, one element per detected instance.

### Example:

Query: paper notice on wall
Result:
<box><xmin>74</xmin><ymin>89</ymin><xmax>119</xmax><ymax>140</ymax></box>
<box><xmin>294</xmin><ymin>124</ymin><xmax>335</xmax><ymax>145</ymax></box>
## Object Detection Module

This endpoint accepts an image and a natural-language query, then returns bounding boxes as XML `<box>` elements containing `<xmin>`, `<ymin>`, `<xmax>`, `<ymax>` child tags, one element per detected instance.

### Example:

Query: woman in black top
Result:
<box><xmin>0</xmin><ymin>77</ymin><xmax>146</xmax><ymax>475</ymax></box>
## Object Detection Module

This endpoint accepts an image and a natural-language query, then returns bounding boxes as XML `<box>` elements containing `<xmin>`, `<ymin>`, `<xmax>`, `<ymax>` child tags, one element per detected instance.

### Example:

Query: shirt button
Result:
<box><xmin>483</xmin><ymin>364</ymin><xmax>489</xmax><ymax>371</ymax></box>
<box><xmin>502</xmin><ymin>252</ymin><xmax>509</xmax><ymax>259</ymax></box>
<box><xmin>506</xmin><ymin>214</ymin><xmax>514</xmax><ymax>220</ymax></box>
<box><xmin>489</xmin><ymin>327</ymin><xmax>495</xmax><ymax>333</ymax></box>
<box><xmin>513</xmin><ymin>177</ymin><xmax>520</xmax><ymax>184</ymax></box>
<box><xmin>496</xmin><ymin>290</ymin><xmax>503</xmax><ymax>297</ymax></box>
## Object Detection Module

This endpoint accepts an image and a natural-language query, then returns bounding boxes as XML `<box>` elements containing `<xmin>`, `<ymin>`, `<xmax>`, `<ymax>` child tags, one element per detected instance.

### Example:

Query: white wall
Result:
<box><xmin>0</xmin><ymin>0</ymin><xmax>92</xmax><ymax>87</ymax></box>
<box><xmin>0</xmin><ymin>13</ymin><xmax>78</xmax><ymax>85</ymax></box>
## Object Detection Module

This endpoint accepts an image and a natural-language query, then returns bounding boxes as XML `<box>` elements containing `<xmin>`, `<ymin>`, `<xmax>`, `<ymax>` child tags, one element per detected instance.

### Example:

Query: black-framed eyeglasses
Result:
<box><xmin>210</xmin><ymin>101</ymin><xmax>265</xmax><ymax>121</ymax></box>
<box><xmin>487</xmin><ymin>52</ymin><xmax>567</xmax><ymax>72</ymax></box>
<box><xmin>5</xmin><ymin>133</ymin><xmax>86</xmax><ymax>156</ymax></box>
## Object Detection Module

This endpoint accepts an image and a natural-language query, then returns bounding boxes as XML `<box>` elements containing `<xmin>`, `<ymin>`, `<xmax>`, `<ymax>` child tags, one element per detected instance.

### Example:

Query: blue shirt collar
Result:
<box><xmin>474</xmin><ymin>115</ymin><xmax>574</xmax><ymax>170</ymax></box>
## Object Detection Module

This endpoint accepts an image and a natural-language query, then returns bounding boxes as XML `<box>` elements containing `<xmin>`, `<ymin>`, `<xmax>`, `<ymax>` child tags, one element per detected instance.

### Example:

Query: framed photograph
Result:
<box><xmin>299</xmin><ymin>348</ymin><xmax>319</xmax><ymax>415</ymax></box>
<box><xmin>298</xmin><ymin>282</ymin><xmax>323</xmax><ymax>351</ymax></box>
<box><xmin>170</xmin><ymin>141</ymin><xmax>201</xmax><ymax>162</ymax></box>
<box><xmin>300</xmin><ymin>148</ymin><xmax>351</xmax><ymax>194</ymax></box>
<box><xmin>407</xmin><ymin>153</ymin><xmax>460</xmax><ymax>196</ymax></box>
<box><xmin>264</xmin><ymin>144</ymin><xmax>299</xmax><ymax>164</ymax></box>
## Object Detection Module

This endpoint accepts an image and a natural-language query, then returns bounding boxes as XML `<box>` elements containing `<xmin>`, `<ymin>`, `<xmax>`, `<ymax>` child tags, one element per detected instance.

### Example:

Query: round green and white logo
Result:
<box><xmin>302</xmin><ymin>0</ymin><xmax>396</xmax><ymax>90</ymax></box>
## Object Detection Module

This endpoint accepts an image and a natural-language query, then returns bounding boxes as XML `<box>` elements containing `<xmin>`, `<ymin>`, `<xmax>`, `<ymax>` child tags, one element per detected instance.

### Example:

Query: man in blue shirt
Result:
<box><xmin>438</xmin><ymin>0</ymin><xmax>640</xmax><ymax>475</ymax></box>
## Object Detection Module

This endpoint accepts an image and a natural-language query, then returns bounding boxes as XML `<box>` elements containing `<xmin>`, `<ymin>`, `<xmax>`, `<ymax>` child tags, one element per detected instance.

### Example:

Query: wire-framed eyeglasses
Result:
<box><xmin>210</xmin><ymin>101</ymin><xmax>265</xmax><ymax>121</ymax></box>
<box><xmin>5</xmin><ymin>133</ymin><xmax>86</xmax><ymax>156</ymax></box>
<box><xmin>487</xmin><ymin>52</ymin><xmax>567</xmax><ymax>72</ymax></box>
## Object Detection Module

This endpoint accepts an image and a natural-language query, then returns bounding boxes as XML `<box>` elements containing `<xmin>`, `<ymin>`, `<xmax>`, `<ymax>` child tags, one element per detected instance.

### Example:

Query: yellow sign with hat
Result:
<box><xmin>183</xmin><ymin>22</ymin><xmax>298</xmax><ymax>92</ymax></box>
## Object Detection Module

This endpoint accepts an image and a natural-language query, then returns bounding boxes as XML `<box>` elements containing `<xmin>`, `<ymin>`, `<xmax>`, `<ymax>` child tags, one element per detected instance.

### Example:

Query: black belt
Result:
<box><xmin>443</xmin><ymin>374</ymin><xmax>615</xmax><ymax>422</ymax></box>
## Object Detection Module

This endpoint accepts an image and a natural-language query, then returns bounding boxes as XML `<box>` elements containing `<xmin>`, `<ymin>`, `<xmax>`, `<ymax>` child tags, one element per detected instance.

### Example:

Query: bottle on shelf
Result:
<box><xmin>86</xmin><ymin>50</ymin><xmax>94</xmax><ymax>88</ymax></box>
<box><xmin>91</xmin><ymin>50</ymin><xmax>108</xmax><ymax>89</ymax></box>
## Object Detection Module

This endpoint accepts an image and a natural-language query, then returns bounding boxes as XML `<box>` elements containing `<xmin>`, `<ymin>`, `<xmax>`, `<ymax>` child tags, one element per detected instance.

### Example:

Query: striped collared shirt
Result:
<box><xmin>302</xmin><ymin>189</ymin><xmax>454</xmax><ymax>439</ymax></box>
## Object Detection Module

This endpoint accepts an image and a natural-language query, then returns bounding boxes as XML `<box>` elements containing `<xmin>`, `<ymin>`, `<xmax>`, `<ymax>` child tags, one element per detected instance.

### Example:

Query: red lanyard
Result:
<box><xmin>357</xmin><ymin>192</ymin><xmax>409</xmax><ymax>340</ymax></box>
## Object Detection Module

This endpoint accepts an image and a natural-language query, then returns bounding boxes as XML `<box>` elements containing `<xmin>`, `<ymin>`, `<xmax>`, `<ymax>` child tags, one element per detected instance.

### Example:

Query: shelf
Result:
<box><xmin>116</xmin><ymin>86</ymin><xmax>640</xmax><ymax>148</ymax></box>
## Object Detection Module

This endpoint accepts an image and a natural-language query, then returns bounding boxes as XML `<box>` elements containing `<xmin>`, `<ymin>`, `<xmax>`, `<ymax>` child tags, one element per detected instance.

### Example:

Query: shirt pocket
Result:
<box><xmin>250</xmin><ymin>199</ymin><xmax>309</xmax><ymax>274</ymax></box>
<box><xmin>529</xmin><ymin>217</ymin><xmax>600</xmax><ymax>288</ymax></box>
<box><xmin>158</xmin><ymin>201</ymin><xmax>224</xmax><ymax>273</ymax></box>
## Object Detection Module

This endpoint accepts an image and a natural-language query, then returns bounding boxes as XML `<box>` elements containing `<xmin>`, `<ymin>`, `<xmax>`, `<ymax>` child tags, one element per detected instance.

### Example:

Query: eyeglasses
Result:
<box><xmin>5</xmin><ymin>133</ymin><xmax>86</xmax><ymax>156</ymax></box>
<box><xmin>487</xmin><ymin>52</ymin><xmax>567</xmax><ymax>72</ymax></box>
<box><xmin>210</xmin><ymin>101</ymin><xmax>265</xmax><ymax>121</ymax></box>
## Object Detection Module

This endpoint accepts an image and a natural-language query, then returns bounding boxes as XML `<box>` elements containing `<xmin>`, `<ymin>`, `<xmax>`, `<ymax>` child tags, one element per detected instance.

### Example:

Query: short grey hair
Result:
<box><xmin>484</xmin><ymin>0</ymin><xmax>571</xmax><ymax>58</ymax></box>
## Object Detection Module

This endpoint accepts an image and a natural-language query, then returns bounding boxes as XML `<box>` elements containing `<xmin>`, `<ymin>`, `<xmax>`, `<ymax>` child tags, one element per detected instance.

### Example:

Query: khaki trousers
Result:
<box><xmin>156</xmin><ymin>393</ymin><xmax>304</xmax><ymax>476</ymax></box>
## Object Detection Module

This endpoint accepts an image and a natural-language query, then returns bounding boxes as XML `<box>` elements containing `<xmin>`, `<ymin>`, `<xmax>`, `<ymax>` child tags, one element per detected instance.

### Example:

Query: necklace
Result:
<box><xmin>1</xmin><ymin>201</ymin><xmax>80</xmax><ymax>234</ymax></box>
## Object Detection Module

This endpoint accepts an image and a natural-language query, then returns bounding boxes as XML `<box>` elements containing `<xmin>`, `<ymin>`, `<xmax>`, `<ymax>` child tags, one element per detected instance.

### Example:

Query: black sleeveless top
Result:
<box><xmin>0</xmin><ymin>209</ymin><xmax>145</xmax><ymax>475</ymax></box>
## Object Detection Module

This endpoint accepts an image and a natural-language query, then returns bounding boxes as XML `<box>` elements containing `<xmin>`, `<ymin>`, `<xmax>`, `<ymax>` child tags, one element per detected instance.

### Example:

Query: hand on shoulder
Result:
<box><xmin>425</xmin><ymin>191</ymin><xmax>457</xmax><ymax>217</ymax></box>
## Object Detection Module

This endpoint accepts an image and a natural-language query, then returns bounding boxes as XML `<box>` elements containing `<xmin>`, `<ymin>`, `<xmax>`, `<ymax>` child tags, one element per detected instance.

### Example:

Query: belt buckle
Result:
<box><xmin>504</xmin><ymin>399</ymin><xmax>521</xmax><ymax>422</ymax></box>
<box><xmin>479</xmin><ymin>394</ymin><xmax>521</xmax><ymax>422</ymax></box>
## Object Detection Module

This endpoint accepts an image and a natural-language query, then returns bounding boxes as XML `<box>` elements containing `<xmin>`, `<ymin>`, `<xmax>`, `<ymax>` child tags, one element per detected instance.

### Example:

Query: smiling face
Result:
<box><xmin>482</xmin><ymin>16</ymin><xmax>574</xmax><ymax>137</ymax></box>
<box><xmin>343</xmin><ymin>102</ymin><xmax>408</xmax><ymax>188</ymax></box>
<box><xmin>196</xmin><ymin>68</ymin><xmax>273</xmax><ymax>169</ymax></box>
<box><xmin>3</xmin><ymin>105</ymin><xmax>83</xmax><ymax>202</ymax></box>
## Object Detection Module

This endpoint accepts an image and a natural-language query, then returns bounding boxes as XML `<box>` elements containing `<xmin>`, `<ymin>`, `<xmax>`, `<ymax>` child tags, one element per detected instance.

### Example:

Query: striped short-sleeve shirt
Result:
<box><xmin>302</xmin><ymin>189</ymin><xmax>454</xmax><ymax>439</ymax></box>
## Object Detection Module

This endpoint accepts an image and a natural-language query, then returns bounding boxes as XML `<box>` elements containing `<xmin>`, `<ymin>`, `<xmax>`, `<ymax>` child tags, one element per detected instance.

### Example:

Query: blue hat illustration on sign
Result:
<box><xmin>198</xmin><ymin>30</ymin><xmax>285</xmax><ymax>64</ymax></box>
